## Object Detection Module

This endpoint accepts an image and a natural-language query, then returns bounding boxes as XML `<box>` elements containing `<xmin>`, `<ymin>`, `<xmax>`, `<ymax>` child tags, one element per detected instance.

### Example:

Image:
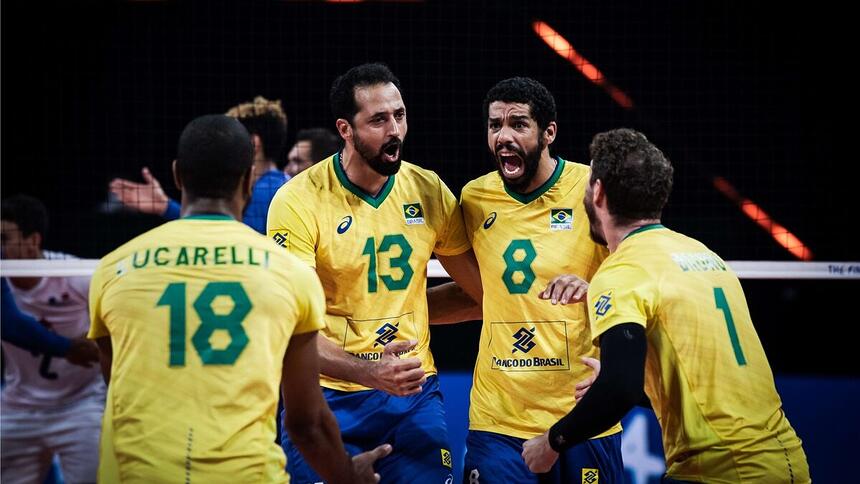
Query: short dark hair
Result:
<box><xmin>296</xmin><ymin>128</ymin><xmax>343</xmax><ymax>163</ymax></box>
<box><xmin>589</xmin><ymin>128</ymin><xmax>673</xmax><ymax>223</ymax></box>
<box><xmin>330</xmin><ymin>63</ymin><xmax>401</xmax><ymax>123</ymax></box>
<box><xmin>483</xmin><ymin>77</ymin><xmax>557</xmax><ymax>131</ymax></box>
<box><xmin>176</xmin><ymin>114</ymin><xmax>254</xmax><ymax>200</ymax></box>
<box><xmin>1</xmin><ymin>195</ymin><xmax>48</xmax><ymax>238</ymax></box>
<box><xmin>226</xmin><ymin>96</ymin><xmax>288</xmax><ymax>163</ymax></box>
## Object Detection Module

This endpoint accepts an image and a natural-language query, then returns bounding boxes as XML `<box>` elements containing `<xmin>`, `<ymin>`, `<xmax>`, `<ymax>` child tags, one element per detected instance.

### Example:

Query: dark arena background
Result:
<box><xmin>2</xmin><ymin>1</ymin><xmax>858</xmax><ymax>483</ymax></box>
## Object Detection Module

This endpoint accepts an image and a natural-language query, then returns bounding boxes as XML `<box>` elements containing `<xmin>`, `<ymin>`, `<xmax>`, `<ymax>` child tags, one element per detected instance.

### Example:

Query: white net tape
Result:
<box><xmin>2</xmin><ymin>259</ymin><xmax>859</xmax><ymax>280</ymax></box>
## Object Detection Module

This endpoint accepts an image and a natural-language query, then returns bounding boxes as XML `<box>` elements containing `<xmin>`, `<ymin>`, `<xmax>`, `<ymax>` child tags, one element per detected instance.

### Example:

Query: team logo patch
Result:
<box><xmin>593</xmin><ymin>290</ymin><xmax>613</xmax><ymax>319</ymax></box>
<box><xmin>582</xmin><ymin>468</ymin><xmax>598</xmax><ymax>484</ymax></box>
<box><xmin>403</xmin><ymin>202</ymin><xmax>425</xmax><ymax>225</ymax></box>
<box><xmin>490</xmin><ymin>321</ymin><xmax>569</xmax><ymax>371</ymax></box>
<box><xmin>373</xmin><ymin>322</ymin><xmax>400</xmax><ymax>347</ymax></box>
<box><xmin>337</xmin><ymin>216</ymin><xmax>352</xmax><ymax>234</ymax></box>
<box><xmin>441</xmin><ymin>449</ymin><xmax>452</xmax><ymax>469</ymax></box>
<box><xmin>512</xmin><ymin>326</ymin><xmax>537</xmax><ymax>354</ymax></box>
<box><xmin>550</xmin><ymin>208</ymin><xmax>573</xmax><ymax>231</ymax></box>
<box><xmin>269</xmin><ymin>229</ymin><xmax>289</xmax><ymax>248</ymax></box>
<box><xmin>483</xmin><ymin>211</ymin><xmax>497</xmax><ymax>229</ymax></box>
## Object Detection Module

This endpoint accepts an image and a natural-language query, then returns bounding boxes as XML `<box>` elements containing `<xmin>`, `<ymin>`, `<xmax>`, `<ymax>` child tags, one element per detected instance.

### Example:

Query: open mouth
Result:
<box><xmin>497</xmin><ymin>151</ymin><xmax>524</xmax><ymax>179</ymax></box>
<box><xmin>381</xmin><ymin>141</ymin><xmax>401</xmax><ymax>163</ymax></box>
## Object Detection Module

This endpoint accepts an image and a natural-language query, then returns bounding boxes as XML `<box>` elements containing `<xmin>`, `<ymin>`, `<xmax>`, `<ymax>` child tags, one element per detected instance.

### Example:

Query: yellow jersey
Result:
<box><xmin>588</xmin><ymin>224</ymin><xmax>810</xmax><ymax>483</ymax></box>
<box><xmin>88</xmin><ymin>215</ymin><xmax>326</xmax><ymax>483</ymax></box>
<box><xmin>267</xmin><ymin>154</ymin><xmax>471</xmax><ymax>391</ymax></box>
<box><xmin>461</xmin><ymin>159</ymin><xmax>620</xmax><ymax>439</ymax></box>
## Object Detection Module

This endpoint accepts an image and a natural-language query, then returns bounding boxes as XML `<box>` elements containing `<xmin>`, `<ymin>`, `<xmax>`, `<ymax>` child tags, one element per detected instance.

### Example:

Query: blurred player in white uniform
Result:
<box><xmin>1</xmin><ymin>195</ymin><xmax>105</xmax><ymax>484</ymax></box>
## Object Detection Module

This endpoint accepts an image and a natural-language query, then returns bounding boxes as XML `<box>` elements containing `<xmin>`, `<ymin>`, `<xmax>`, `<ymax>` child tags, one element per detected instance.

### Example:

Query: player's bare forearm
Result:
<box><xmin>283</xmin><ymin>332</ymin><xmax>357</xmax><ymax>483</ymax></box>
<box><xmin>287</xmin><ymin>403</ymin><xmax>357</xmax><ymax>483</ymax></box>
<box><xmin>317</xmin><ymin>335</ymin><xmax>375</xmax><ymax>387</ymax></box>
<box><xmin>436</xmin><ymin>251</ymin><xmax>483</xmax><ymax>303</ymax></box>
<box><xmin>317</xmin><ymin>334</ymin><xmax>426</xmax><ymax>396</ymax></box>
<box><xmin>431</xmin><ymin>250</ymin><xmax>483</xmax><ymax>324</ymax></box>
<box><xmin>428</xmin><ymin>282</ymin><xmax>482</xmax><ymax>324</ymax></box>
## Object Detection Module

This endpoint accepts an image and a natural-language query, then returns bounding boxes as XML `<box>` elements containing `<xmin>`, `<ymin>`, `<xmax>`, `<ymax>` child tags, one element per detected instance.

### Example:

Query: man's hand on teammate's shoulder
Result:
<box><xmin>368</xmin><ymin>340</ymin><xmax>426</xmax><ymax>397</ymax></box>
<box><xmin>350</xmin><ymin>443</ymin><xmax>392</xmax><ymax>484</ymax></box>
<box><xmin>65</xmin><ymin>337</ymin><xmax>100</xmax><ymax>367</ymax></box>
<box><xmin>539</xmin><ymin>274</ymin><xmax>589</xmax><ymax>305</ymax></box>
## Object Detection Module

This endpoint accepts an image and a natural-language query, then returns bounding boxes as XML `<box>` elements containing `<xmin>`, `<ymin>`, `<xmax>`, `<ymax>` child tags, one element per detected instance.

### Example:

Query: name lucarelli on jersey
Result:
<box><xmin>117</xmin><ymin>245</ymin><xmax>271</xmax><ymax>274</ymax></box>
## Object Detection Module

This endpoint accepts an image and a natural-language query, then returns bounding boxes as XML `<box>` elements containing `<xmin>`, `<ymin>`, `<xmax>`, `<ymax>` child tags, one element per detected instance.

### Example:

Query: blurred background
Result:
<box><xmin>3</xmin><ymin>1</ymin><xmax>858</xmax><ymax>482</ymax></box>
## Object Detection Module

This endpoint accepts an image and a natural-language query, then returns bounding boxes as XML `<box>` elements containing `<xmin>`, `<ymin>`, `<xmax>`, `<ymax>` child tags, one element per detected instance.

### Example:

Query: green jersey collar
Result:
<box><xmin>504</xmin><ymin>157</ymin><xmax>565</xmax><ymax>204</ymax></box>
<box><xmin>333</xmin><ymin>152</ymin><xmax>396</xmax><ymax>209</ymax></box>
<box><xmin>622</xmin><ymin>223</ymin><xmax>665</xmax><ymax>241</ymax></box>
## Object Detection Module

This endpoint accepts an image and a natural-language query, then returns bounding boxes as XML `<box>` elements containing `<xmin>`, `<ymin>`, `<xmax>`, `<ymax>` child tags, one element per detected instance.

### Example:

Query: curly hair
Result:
<box><xmin>225</xmin><ymin>96</ymin><xmax>288</xmax><ymax>162</ymax></box>
<box><xmin>589</xmin><ymin>128</ymin><xmax>673</xmax><ymax>223</ymax></box>
<box><xmin>482</xmin><ymin>77</ymin><xmax>557</xmax><ymax>131</ymax></box>
<box><xmin>330</xmin><ymin>63</ymin><xmax>401</xmax><ymax>123</ymax></box>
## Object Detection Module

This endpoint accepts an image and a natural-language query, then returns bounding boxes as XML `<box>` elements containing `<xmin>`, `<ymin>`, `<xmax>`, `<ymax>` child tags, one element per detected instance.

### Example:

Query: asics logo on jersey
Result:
<box><xmin>594</xmin><ymin>292</ymin><xmax>613</xmax><ymax>317</ymax></box>
<box><xmin>512</xmin><ymin>326</ymin><xmax>537</xmax><ymax>353</ymax></box>
<box><xmin>483</xmin><ymin>212</ymin><xmax>497</xmax><ymax>229</ymax></box>
<box><xmin>337</xmin><ymin>216</ymin><xmax>353</xmax><ymax>234</ymax></box>
<box><xmin>373</xmin><ymin>322</ymin><xmax>399</xmax><ymax>347</ymax></box>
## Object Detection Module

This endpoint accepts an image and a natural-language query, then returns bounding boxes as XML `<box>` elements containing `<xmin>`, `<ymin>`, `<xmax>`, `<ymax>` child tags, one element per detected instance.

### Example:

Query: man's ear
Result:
<box><xmin>543</xmin><ymin>121</ymin><xmax>557</xmax><ymax>147</ymax></box>
<box><xmin>26</xmin><ymin>232</ymin><xmax>43</xmax><ymax>256</ymax></box>
<box><xmin>592</xmin><ymin>179</ymin><xmax>606</xmax><ymax>209</ymax></box>
<box><xmin>172</xmin><ymin>160</ymin><xmax>183</xmax><ymax>191</ymax></box>
<box><xmin>336</xmin><ymin>119</ymin><xmax>352</xmax><ymax>143</ymax></box>
<box><xmin>251</xmin><ymin>134</ymin><xmax>264</xmax><ymax>160</ymax></box>
<box><xmin>242</xmin><ymin>165</ymin><xmax>255</xmax><ymax>199</ymax></box>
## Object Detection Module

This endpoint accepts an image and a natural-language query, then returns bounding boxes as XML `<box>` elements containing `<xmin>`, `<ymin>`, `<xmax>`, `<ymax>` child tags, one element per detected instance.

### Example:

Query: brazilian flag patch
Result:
<box><xmin>550</xmin><ymin>208</ymin><xmax>573</xmax><ymax>231</ymax></box>
<box><xmin>403</xmin><ymin>202</ymin><xmax>425</xmax><ymax>225</ymax></box>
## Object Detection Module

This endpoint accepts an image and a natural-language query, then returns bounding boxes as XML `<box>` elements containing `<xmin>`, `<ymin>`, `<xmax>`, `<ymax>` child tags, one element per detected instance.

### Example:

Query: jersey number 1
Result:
<box><xmin>157</xmin><ymin>282</ymin><xmax>252</xmax><ymax>367</ymax></box>
<box><xmin>714</xmin><ymin>287</ymin><xmax>747</xmax><ymax>366</ymax></box>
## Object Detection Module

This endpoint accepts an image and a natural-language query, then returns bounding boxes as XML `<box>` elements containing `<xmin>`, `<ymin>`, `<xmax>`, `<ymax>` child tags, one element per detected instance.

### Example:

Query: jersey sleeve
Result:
<box><xmin>587</xmin><ymin>262</ymin><xmax>657</xmax><ymax>344</ymax></box>
<box><xmin>266</xmin><ymin>184</ymin><xmax>318</xmax><ymax>267</ymax></box>
<box><xmin>458</xmin><ymin>183</ymin><xmax>480</xmax><ymax>245</ymax></box>
<box><xmin>289</xmin><ymin>263</ymin><xmax>327</xmax><ymax>335</ymax></box>
<box><xmin>87</xmin><ymin>262</ymin><xmax>110</xmax><ymax>339</ymax></box>
<box><xmin>433</xmin><ymin>177</ymin><xmax>471</xmax><ymax>256</ymax></box>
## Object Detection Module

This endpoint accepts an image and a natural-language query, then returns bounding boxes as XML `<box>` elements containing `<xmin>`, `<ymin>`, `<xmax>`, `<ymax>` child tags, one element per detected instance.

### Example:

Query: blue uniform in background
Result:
<box><xmin>1</xmin><ymin>278</ymin><xmax>70</xmax><ymax>357</ymax></box>
<box><xmin>164</xmin><ymin>169</ymin><xmax>288</xmax><ymax>234</ymax></box>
